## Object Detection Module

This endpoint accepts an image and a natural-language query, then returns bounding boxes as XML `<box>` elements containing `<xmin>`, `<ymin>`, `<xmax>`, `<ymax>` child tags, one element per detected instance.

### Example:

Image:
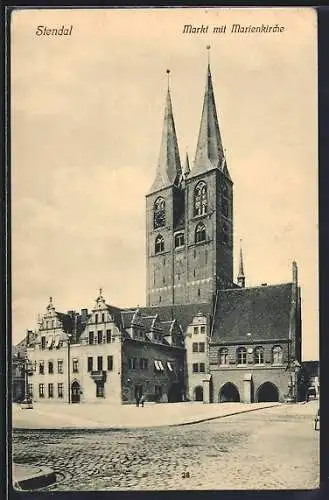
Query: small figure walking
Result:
<box><xmin>135</xmin><ymin>394</ymin><xmax>140</xmax><ymax>407</ymax></box>
<box><xmin>139</xmin><ymin>394</ymin><xmax>145</xmax><ymax>408</ymax></box>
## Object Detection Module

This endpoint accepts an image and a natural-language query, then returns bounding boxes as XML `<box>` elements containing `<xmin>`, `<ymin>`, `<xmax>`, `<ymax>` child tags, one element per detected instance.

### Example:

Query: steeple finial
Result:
<box><xmin>183</xmin><ymin>150</ymin><xmax>191</xmax><ymax>177</ymax></box>
<box><xmin>191</xmin><ymin>55</ymin><xmax>226</xmax><ymax>177</ymax></box>
<box><xmin>148</xmin><ymin>70</ymin><xmax>182</xmax><ymax>193</ymax></box>
<box><xmin>166</xmin><ymin>69</ymin><xmax>170</xmax><ymax>90</ymax></box>
<box><xmin>237</xmin><ymin>240</ymin><xmax>246</xmax><ymax>288</ymax></box>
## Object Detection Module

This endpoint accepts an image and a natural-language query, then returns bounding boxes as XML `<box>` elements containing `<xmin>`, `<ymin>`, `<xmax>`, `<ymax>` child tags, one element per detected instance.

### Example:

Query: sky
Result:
<box><xmin>11</xmin><ymin>7</ymin><xmax>318</xmax><ymax>360</ymax></box>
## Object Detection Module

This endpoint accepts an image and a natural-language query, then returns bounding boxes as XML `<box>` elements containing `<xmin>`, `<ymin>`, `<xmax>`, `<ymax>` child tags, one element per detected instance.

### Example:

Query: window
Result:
<box><xmin>87</xmin><ymin>357</ymin><xmax>93</xmax><ymax>372</ymax></box>
<box><xmin>39</xmin><ymin>361</ymin><xmax>44</xmax><ymax>375</ymax></box>
<box><xmin>154</xmin><ymin>197</ymin><xmax>166</xmax><ymax>229</ymax></box>
<box><xmin>129</xmin><ymin>358</ymin><xmax>137</xmax><ymax>369</ymax></box>
<box><xmin>95</xmin><ymin>314</ymin><xmax>98</xmax><ymax>324</ymax></box>
<box><xmin>101</xmin><ymin>313</ymin><xmax>105</xmax><ymax>323</ymax></box>
<box><xmin>197</xmin><ymin>288</ymin><xmax>201</xmax><ymax>297</ymax></box>
<box><xmin>272</xmin><ymin>345</ymin><xmax>283</xmax><ymax>364</ymax></box>
<box><xmin>57</xmin><ymin>360</ymin><xmax>63</xmax><ymax>374</ymax></box>
<box><xmin>58</xmin><ymin>383</ymin><xmax>63</xmax><ymax>398</ymax></box>
<box><xmin>27</xmin><ymin>384</ymin><xmax>33</xmax><ymax>398</ymax></box>
<box><xmin>174</xmin><ymin>232</ymin><xmax>185</xmax><ymax>248</ymax></box>
<box><xmin>96</xmin><ymin>383</ymin><xmax>104</xmax><ymax>398</ymax></box>
<box><xmin>200</xmin><ymin>326</ymin><xmax>206</xmax><ymax>334</ymax></box>
<box><xmin>98</xmin><ymin>330</ymin><xmax>103</xmax><ymax>344</ymax></box>
<box><xmin>237</xmin><ymin>347</ymin><xmax>247</xmax><ymax>365</ymax></box>
<box><xmin>192</xmin><ymin>363</ymin><xmax>199</xmax><ymax>373</ymax></box>
<box><xmin>199</xmin><ymin>363</ymin><xmax>205</xmax><ymax>373</ymax></box>
<box><xmin>139</xmin><ymin>358</ymin><xmax>148</xmax><ymax>370</ymax></box>
<box><xmin>39</xmin><ymin>383</ymin><xmax>44</xmax><ymax>398</ymax></box>
<box><xmin>106</xmin><ymin>330</ymin><xmax>112</xmax><ymax>343</ymax></box>
<box><xmin>72</xmin><ymin>359</ymin><xmax>79</xmax><ymax>373</ymax></box>
<box><xmin>195</xmin><ymin>223</ymin><xmax>206</xmax><ymax>243</ymax></box>
<box><xmin>41</xmin><ymin>336</ymin><xmax>46</xmax><ymax>349</ymax></box>
<box><xmin>254</xmin><ymin>346</ymin><xmax>264</xmax><ymax>364</ymax></box>
<box><xmin>193</xmin><ymin>327</ymin><xmax>199</xmax><ymax>335</ymax></box>
<box><xmin>193</xmin><ymin>342</ymin><xmax>205</xmax><ymax>353</ymax></box>
<box><xmin>107</xmin><ymin>356</ymin><xmax>113</xmax><ymax>371</ymax></box>
<box><xmin>48</xmin><ymin>361</ymin><xmax>54</xmax><ymax>374</ymax></box>
<box><xmin>155</xmin><ymin>235</ymin><xmax>164</xmax><ymax>254</ymax></box>
<box><xmin>97</xmin><ymin>356</ymin><xmax>103</xmax><ymax>371</ymax></box>
<box><xmin>194</xmin><ymin>181</ymin><xmax>208</xmax><ymax>216</ymax></box>
<box><xmin>48</xmin><ymin>383</ymin><xmax>54</xmax><ymax>398</ymax></box>
<box><xmin>51</xmin><ymin>320</ymin><xmax>54</xmax><ymax>328</ymax></box>
<box><xmin>219</xmin><ymin>348</ymin><xmax>228</xmax><ymax>365</ymax></box>
<box><xmin>88</xmin><ymin>332</ymin><xmax>94</xmax><ymax>345</ymax></box>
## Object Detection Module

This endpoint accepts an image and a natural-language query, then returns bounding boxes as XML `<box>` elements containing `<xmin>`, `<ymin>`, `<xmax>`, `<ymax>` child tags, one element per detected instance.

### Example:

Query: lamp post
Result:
<box><xmin>20</xmin><ymin>356</ymin><xmax>35</xmax><ymax>409</ymax></box>
<box><xmin>67</xmin><ymin>333</ymin><xmax>72</xmax><ymax>404</ymax></box>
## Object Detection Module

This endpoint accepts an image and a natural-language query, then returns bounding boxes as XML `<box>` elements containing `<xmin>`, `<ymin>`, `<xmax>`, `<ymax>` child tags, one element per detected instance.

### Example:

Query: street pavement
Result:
<box><xmin>12</xmin><ymin>400</ymin><xmax>319</xmax><ymax>491</ymax></box>
<box><xmin>13</xmin><ymin>401</ymin><xmax>279</xmax><ymax>429</ymax></box>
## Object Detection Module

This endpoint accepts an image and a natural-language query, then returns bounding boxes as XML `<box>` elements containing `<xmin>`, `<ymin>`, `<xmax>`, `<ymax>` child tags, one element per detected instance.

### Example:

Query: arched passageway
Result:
<box><xmin>219</xmin><ymin>382</ymin><xmax>240</xmax><ymax>403</ymax></box>
<box><xmin>257</xmin><ymin>382</ymin><xmax>279</xmax><ymax>402</ymax></box>
<box><xmin>194</xmin><ymin>386</ymin><xmax>204</xmax><ymax>401</ymax></box>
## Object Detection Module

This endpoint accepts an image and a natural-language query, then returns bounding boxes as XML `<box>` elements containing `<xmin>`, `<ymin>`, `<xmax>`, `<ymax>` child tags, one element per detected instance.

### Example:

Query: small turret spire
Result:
<box><xmin>183</xmin><ymin>150</ymin><xmax>191</xmax><ymax>177</ymax></box>
<box><xmin>148</xmin><ymin>70</ymin><xmax>182</xmax><ymax>193</ymax></box>
<box><xmin>237</xmin><ymin>240</ymin><xmax>246</xmax><ymax>288</ymax></box>
<box><xmin>191</xmin><ymin>50</ymin><xmax>227</xmax><ymax>177</ymax></box>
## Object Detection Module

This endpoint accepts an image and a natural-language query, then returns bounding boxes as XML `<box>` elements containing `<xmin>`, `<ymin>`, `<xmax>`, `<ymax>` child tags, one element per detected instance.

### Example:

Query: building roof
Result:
<box><xmin>211</xmin><ymin>283</ymin><xmax>293</xmax><ymax>343</ymax></box>
<box><xmin>137</xmin><ymin>303</ymin><xmax>213</xmax><ymax>334</ymax></box>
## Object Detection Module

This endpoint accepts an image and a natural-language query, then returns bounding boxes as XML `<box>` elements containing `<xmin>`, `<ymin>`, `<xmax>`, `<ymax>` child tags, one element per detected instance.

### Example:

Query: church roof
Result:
<box><xmin>148</xmin><ymin>85</ymin><xmax>182</xmax><ymax>193</ymax></box>
<box><xmin>191</xmin><ymin>64</ymin><xmax>226</xmax><ymax>177</ymax></box>
<box><xmin>211</xmin><ymin>283</ymin><xmax>294</xmax><ymax>343</ymax></box>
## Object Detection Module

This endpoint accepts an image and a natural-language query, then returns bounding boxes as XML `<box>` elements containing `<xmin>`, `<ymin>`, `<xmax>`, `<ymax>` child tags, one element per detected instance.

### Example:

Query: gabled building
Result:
<box><xmin>23</xmin><ymin>55</ymin><xmax>302</xmax><ymax>405</ymax></box>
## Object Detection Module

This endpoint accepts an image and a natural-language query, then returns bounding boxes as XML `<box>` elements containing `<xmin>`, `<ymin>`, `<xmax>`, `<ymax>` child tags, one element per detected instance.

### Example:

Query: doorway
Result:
<box><xmin>71</xmin><ymin>381</ymin><xmax>81</xmax><ymax>403</ymax></box>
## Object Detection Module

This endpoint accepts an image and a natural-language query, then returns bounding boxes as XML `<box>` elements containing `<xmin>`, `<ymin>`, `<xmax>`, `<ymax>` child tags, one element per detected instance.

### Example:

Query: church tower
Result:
<box><xmin>146</xmin><ymin>59</ymin><xmax>234</xmax><ymax>307</ymax></box>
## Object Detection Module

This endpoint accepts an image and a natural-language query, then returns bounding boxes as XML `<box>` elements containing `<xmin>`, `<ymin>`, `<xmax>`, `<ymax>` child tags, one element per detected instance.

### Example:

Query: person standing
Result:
<box><xmin>139</xmin><ymin>394</ymin><xmax>145</xmax><ymax>407</ymax></box>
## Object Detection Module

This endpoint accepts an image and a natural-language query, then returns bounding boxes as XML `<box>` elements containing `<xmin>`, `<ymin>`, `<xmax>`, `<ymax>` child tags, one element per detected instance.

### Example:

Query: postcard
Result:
<box><xmin>10</xmin><ymin>7</ymin><xmax>319</xmax><ymax>491</ymax></box>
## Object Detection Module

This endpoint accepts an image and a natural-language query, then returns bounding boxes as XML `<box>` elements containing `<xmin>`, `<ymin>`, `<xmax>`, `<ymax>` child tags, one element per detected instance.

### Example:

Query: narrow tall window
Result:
<box><xmin>106</xmin><ymin>330</ymin><xmax>112</xmax><ymax>343</ymax></box>
<box><xmin>194</xmin><ymin>181</ymin><xmax>208</xmax><ymax>216</ymax></box>
<box><xmin>72</xmin><ymin>359</ymin><xmax>79</xmax><ymax>373</ymax></box>
<box><xmin>96</xmin><ymin>383</ymin><xmax>104</xmax><ymax>398</ymax></box>
<box><xmin>57</xmin><ymin>360</ymin><xmax>63</xmax><ymax>374</ymax></box>
<box><xmin>39</xmin><ymin>383</ymin><xmax>45</xmax><ymax>398</ymax></box>
<box><xmin>97</xmin><ymin>330</ymin><xmax>103</xmax><ymax>344</ymax></box>
<box><xmin>41</xmin><ymin>337</ymin><xmax>46</xmax><ymax>349</ymax></box>
<box><xmin>48</xmin><ymin>383</ymin><xmax>54</xmax><ymax>398</ymax></box>
<box><xmin>254</xmin><ymin>346</ymin><xmax>264</xmax><ymax>364</ymax></box>
<box><xmin>88</xmin><ymin>332</ymin><xmax>94</xmax><ymax>345</ymax></box>
<box><xmin>195</xmin><ymin>223</ymin><xmax>206</xmax><ymax>243</ymax></box>
<box><xmin>236</xmin><ymin>347</ymin><xmax>247</xmax><ymax>365</ymax></box>
<box><xmin>39</xmin><ymin>361</ymin><xmax>44</xmax><ymax>375</ymax></box>
<box><xmin>174</xmin><ymin>232</ymin><xmax>185</xmax><ymax>248</ymax></box>
<box><xmin>155</xmin><ymin>235</ymin><xmax>164</xmax><ymax>254</ymax></box>
<box><xmin>101</xmin><ymin>313</ymin><xmax>105</xmax><ymax>323</ymax></box>
<box><xmin>272</xmin><ymin>345</ymin><xmax>283</xmax><ymax>364</ymax></box>
<box><xmin>48</xmin><ymin>361</ymin><xmax>54</xmax><ymax>374</ymax></box>
<box><xmin>219</xmin><ymin>348</ymin><xmax>228</xmax><ymax>365</ymax></box>
<box><xmin>154</xmin><ymin>197</ymin><xmax>166</xmax><ymax>228</ymax></box>
<box><xmin>97</xmin><ymin>356</ymin><xmax>103</xmax><ymax>371</ymax></box>
<box><xmin>58</xmin><ymin>383</ymin><xmax>63</xmax><ymax>398</ymax></box>
<box><xmin>87</xmin><ymin>357</ymin><xmax>93</xmax><ymax>372</ymax></box>
<box><xmin>107</xmin><ymin>356</ymin><xmax>113</xmax><ymax>371</ymax></box>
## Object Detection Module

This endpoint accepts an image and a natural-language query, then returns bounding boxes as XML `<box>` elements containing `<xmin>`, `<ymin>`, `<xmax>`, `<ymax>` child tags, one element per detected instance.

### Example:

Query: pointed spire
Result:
<box><xmin>183</xmin><ymin>150</ymin><xmax>191</xmax><ymax>177</ymax></box>
<box><xmin>149</xmin><ymin>70</ymin><xmax>182</xmax><ymax>193</ymax></box>
<box><xmin>237</xmin><ymin>240</ymin><xmax>246</xmax><ymax>288</ymax></box>
<box><xmin>192</xmin><ymin>53</ymin><xmax>226</xmax><ymax>176</ymax></box>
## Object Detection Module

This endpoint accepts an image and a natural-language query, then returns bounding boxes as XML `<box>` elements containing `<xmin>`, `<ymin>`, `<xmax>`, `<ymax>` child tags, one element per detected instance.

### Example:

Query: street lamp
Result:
<box><xmin>67</xmin><ymin>333</ymin><xmax>72</xmax><ymax>404</ymax></box>
<box><xmin>20</xmin><ymin>356</ymin><xmax>35</xmax><ymax>409</ymax></box>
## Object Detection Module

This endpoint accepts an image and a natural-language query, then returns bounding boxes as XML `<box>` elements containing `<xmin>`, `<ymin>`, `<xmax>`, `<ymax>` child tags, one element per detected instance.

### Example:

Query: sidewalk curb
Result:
<box><xmin>13</xmin><ymin>465</ymin><xmax>57</xmax><ymax>491</ymax></box>
<box><xmin>13</xmin><ymin>403</ymin><xmax>282</xmax><ymax>432</ymax></box>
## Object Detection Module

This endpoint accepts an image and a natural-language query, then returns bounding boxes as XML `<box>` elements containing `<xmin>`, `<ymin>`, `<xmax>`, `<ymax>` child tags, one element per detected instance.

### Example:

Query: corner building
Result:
<box><xmin>25</xmin><ymin>60</ymin><xmax>302</xmax><ymax>405</ymax></box>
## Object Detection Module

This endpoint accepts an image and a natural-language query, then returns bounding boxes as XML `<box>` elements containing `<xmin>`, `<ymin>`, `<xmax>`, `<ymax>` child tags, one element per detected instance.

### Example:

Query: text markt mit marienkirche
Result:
<box><xmin>182</xmin><ymin>24</ymin><xmax>285</xmax><ymax>34</ymax></box>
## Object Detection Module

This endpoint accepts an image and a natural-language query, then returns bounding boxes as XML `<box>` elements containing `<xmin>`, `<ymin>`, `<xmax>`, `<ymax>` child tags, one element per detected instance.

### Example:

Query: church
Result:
<box><xmin>23</xmin><ymin>58</ymin><xmax>302</xmax><ymax>405</ymax></box>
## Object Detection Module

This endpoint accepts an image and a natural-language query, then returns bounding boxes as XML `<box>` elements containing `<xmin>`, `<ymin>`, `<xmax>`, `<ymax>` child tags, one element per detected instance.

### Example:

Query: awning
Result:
<box><xmin>53</xmin><ymin>335</ymin><xmax>61</xmax><ymax>348</ymax></box>
<box><xmin>158</xmin><ymin>361</ymin><xmax>164</xmax><ymax>371</ymax></box>
<box><xmin>154</xmin><ymin>360</ymin><xmax>160</xmax><ymax>371</ymax></box>
<box><xmin>46</xmin><ymin>335</ymin><xmax>53</xmax><ymax>349</ymax></box>
<box><xmin>167</xmin><ymin>362</ymin><xmax>173</xmax><ymax>372</ymax></box>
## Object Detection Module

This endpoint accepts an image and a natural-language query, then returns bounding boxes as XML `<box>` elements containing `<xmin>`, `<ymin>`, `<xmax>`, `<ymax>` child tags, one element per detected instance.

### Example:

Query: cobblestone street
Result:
<box><xmin>12</xmin><ymin>401</ymin><xmax>319</xmax><ymax>491</ymax></box>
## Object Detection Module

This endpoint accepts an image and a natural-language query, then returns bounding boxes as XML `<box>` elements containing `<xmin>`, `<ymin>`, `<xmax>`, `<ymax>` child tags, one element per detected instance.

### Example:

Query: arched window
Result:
<box><xmin>272</xmin><ymin>345</ymin><xmax>283</xmax><ymax>365</ymax></box>
<box><xmin>195</xmin><ymin>223</ymin><xmax>206</xmax><ymax>243</ymax></box>
<box><xmin>254</xmin><ymin>346</ymin><xmax>264</xmax><ymax>364</ymax></box>
<box><xmin>155</xmin><ymin>235</ymin><xmax>164</xmax><ymax>254</ymax></box>
<box><xmin>218</xmin><ymin>348</ymin><xmax>228</xmax><ymax>365</ymax></box>
<box><xmin>236</xmin><ymin>347</ymin><xmax>247</xmax><ymax>365</ymax></box>
<box><xmin>174</xmin><ymin>232</ymin><xmax>185</xmax><ymax>248</ymax></box>
<box><xmin>154</xmin><ymin>197</ymin><xmax>166</xmax><ymax>229</ymax></box>
<box><xmin>194</xmin><ymin>182</ymin><xmax>208</xmax><ymax>216</ymax></box>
